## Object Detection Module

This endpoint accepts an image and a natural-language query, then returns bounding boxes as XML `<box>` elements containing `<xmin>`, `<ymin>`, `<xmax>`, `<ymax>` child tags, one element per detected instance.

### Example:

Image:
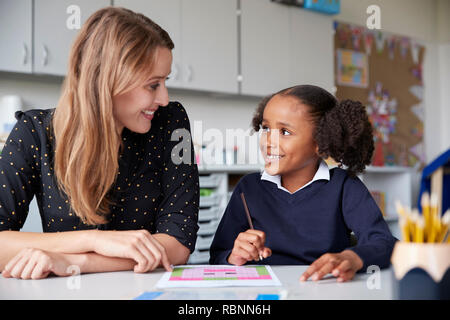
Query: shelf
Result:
<box><xmin>364</xmin><ymin>165</ymin><xmax>414</xmax><ymax>173</ymax></box>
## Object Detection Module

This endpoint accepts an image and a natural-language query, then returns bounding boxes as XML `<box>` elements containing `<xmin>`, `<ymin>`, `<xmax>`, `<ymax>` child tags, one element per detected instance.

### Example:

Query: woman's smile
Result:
<box><xmin>141</xmin><ymin>107</ymin><xmax>158</xmax><ymax>120</ymax></box>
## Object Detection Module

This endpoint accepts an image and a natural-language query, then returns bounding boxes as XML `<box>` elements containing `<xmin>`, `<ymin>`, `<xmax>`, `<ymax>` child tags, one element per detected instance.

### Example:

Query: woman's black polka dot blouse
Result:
<box><xmin>0</xmin><ymin>101</ymin><xmax>200</xmax><ymax>253</ymax></box>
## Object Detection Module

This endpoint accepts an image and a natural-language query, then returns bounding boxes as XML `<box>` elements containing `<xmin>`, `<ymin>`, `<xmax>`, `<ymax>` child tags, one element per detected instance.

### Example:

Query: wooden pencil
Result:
<box><xmin>240</xmin><ymin>192</ymin><xmax>263</xmax><ymax>260</ymax></box>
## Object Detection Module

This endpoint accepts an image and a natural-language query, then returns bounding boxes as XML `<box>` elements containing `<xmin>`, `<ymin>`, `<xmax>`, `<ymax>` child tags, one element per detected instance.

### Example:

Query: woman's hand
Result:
<box><xmin>227</xmin><ymin>229</ymin><xmax>272</xmax><ymax>266</ymax></box>
<box><xmin>299</xmin><ymin>250</ymin><xmax>363</xmax><ymax>282</ymax></box>
<box><xmin>1</xmin><ymin>248</ymin><xmax>77</xmax><ymax>280</ymax></box>
<box><xmin>91</xmin><ymin>229</ymin><xmax>172</xmax><ymax>273</ymax></box>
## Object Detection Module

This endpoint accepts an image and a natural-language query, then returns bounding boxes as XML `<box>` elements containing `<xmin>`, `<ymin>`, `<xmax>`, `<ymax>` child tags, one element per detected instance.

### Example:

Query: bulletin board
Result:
<box><xmin>334</xmin><ymin>21</ymin><xmax>426</xmax><ymax>168</ymax></box>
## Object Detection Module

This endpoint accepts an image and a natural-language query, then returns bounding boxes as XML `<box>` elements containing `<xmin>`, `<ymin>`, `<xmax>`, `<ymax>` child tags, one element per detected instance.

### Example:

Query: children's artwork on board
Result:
<box><xmin>367</xmin><ymin>82</ymin><xmax>398</xmax><ymax>144</ymax></box>
<box><xmin>334</xmin><ymin>21</ymin><xmax>426</xmax><ymax>168</ymax></box>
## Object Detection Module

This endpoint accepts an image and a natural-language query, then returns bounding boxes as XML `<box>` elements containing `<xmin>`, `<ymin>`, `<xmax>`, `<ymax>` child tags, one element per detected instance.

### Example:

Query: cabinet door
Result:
<box><xmin>240</xmin><ymin>0</ymin><xmax>291</xmax><ymax>96</ymax></box>
<box><xmin>0</xmin><ymin>0</ymin><xmax>32</xmax><ymax>73</ymax></box>
<box><xmin>34</xmin><ymin>0</ymin><xmax>110</xmax><ymax>75</ymax></box>
<box><xmin>181</xmin><ymin>0</ymin><xmax>238</xmax><ymax>94</ymax></box>
<box><xmin>289</xmin><ymin>9</ymin><xmax>334</xmax><ymax>93</ymax></box>
<box><xmin>114</xmin><ymin>0</ymin><xmax>183</xmax><ymax>88</ymax></box>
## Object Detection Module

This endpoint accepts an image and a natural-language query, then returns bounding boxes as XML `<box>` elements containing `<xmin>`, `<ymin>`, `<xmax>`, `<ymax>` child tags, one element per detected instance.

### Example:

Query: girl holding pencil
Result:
<box><xmin>209</xmin><ymin>85</ymin><xmax>398</xmax><ymax>282</ymax></box>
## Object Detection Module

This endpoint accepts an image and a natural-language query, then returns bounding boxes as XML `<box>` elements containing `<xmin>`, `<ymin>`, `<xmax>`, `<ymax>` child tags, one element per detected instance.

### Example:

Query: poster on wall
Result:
<box><xmin>336</xmin><ymin>49</ymin><xmax>369</xmax><ymax>88</ymax></box>
<box><xmin>334</xmin><ymin>21</ymin><xmax>426</xmax><ymax>169</ymax></box>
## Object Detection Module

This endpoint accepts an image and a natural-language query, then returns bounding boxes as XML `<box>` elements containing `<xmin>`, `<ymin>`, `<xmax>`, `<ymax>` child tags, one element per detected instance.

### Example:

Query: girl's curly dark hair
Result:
<box><xmin>251</xmin><ymin>85</ymin><xmax>374</xmax><ymax>177</ymax></box>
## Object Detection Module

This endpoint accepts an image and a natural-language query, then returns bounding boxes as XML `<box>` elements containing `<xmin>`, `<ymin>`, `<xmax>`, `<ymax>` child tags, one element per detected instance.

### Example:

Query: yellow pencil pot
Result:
<box><xmin>391</xmin><ymin>242</ymin><xmax>450</xmax><ymax>299</ymax></box>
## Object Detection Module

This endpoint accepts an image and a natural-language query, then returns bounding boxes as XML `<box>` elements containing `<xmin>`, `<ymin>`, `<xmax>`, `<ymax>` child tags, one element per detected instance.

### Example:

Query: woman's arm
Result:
<box><xmin>1</xmin><ymin>248</ymin><xmax>137</xmax><ymax>279</ymax></box>
<box><xmin>0</xmin><ymin>229</ymin><xmax>173</xmax><ymax>273</ymax></box>
<box><xmin>79</xmin><ymin>234</ymin><xmax>189</xmax><ymax>273</ymax></box>
<box><xmin>151</xmin><ymin>102</ymin><xmax>200</xmax><ymax>261</ymax></box>
<box><xmin>1</xmin><ymin>233</ymin><xmax>184</xmax><ymax>279</ymax></box>
<box><xmin>0</xmin><ymin>230</ymin><xmax>94</xmax><ymax>271</ymax></box>
<box><xmin>153</xmin><ymin>233</ymin><xmax>190</xmax><ymax>265</ymax></box>
<box><xmin>78</xmin><ymin>252</ymin><xmax>136</xmax><ymax>274</ymax></box>
<box><xmin>82</xmin><ymin>234</ymin><xmax>189</xmax><ymax>272</ymax></box>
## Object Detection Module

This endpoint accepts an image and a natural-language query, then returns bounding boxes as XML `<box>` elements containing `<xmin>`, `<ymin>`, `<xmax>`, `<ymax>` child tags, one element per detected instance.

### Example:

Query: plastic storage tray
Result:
<box><xmin>188</xmin><ymin>250</ymin><xmax>210</xmax><ymax>264</ymax></box>
<box><xmin>199</xmin><ymin>193</ymin><xmax>221</xmax><ymax>207</ymax></box>
<box><xmin>198</xmin><ymin>206</ymin><xmax>222</xmax><ymax>221</ymax></box>
<box><xmin>197</xmin><ymin>219</ymin><xmax>220</xmax><ymax>235</ymax></box>
<box><xmin>199</xmin><ymin>174</ymin><xmax>223</xmax><ymax>188</ymax></box>
<box><xmin>195</xmin><ymin>234</ymin><xmax>215</xmax><ymax>250</ymax></box>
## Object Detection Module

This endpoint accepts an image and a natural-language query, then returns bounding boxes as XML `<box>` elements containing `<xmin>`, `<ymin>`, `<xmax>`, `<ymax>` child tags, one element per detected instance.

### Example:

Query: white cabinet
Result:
<box><xmin>180</xmin><ymin>0</ymin><xmax>238</xmax><ymax>94</ymax></box>
<box><xmin>240</xmin><ymin>1</ymin><xmax>334</xmax><ymax>97</ymax></box>
<box><xmin>114</xmin><ymin>0</ymin><xmax>183</xmax><ymax>88</ymax></box>
<box><xmin>116</xmin><ymin>0</ymin><xmax>238</xmax><ymax>94</ymax></box>
<box><xmin>1</xmin><ymin>1</ymin><xmax>334</xmax><ymax>96</ymax></box>
<box><xmin>33</xmin><ymin>0</ymin><xmax>110</xmax><ymax>75</ymax></box>
<box><xmin>289</xmin><ymin>9</ymin><xmax>334</xmax><ymax>93</ymax></box>
<box><xmin>240</xmin><ymin>0</ymin><xmax>291</xmax><ymax>96</ymax></box>
<box><xmin>0</xmin><ymin>0</ymin><xmax>32</xmax><ymax>73</ymax></box>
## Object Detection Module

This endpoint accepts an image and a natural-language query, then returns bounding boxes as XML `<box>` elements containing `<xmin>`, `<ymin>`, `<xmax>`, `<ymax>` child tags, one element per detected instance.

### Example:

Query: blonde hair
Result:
<box><xmin>52</xmin><ymin>7</ymin><xmax>174</xmax><ymax>225</ymax></box>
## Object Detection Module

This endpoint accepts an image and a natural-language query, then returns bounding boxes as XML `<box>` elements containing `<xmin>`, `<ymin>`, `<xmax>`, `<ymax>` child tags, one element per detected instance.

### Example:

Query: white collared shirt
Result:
<box><xmin>260</xmin><ymin>160</ymin><xmax>330</xmax><ymax>194</ymax></box>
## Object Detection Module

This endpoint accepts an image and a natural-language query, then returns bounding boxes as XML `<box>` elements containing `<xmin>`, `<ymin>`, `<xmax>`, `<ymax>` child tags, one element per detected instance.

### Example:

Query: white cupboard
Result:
<box><xmin>0</xmin><ymin>0</ymin><xmax>33</xmax><ymax>73</ymax></box>
<box><xmin>117</xmin><ymin>0</ymin><xmax>239</xmax><ymax>94</ymax></box>
<box><xmin>33</xmin><ymin>0</ymin><xmax>111</xmax><ymax>75</ymax></box>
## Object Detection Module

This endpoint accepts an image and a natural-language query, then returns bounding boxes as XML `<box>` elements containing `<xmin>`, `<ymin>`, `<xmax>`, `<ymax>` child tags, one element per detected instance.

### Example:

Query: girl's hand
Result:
<box><xmin>299</xmin><ymin>250</ymin><xmax>363</xmax><ymax>282</ymax></box>
<box><xmin>91</xmin><ymin>230</ymin><xmax>172</xmax><ymax>273</ymax></box>
<box><xmin>227</xmin><ymin>229</ymin><xmax>272</xmax><ymax>266</ymax></box>
<box><xmin>1</xmin><ymin>248</ymin><xmax>77</xmax><ymax>280</ymax></box>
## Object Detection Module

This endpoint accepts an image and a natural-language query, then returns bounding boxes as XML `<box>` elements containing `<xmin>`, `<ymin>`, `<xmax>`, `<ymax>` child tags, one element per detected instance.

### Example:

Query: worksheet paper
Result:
<box><xmin>156</xmin><ymin>265</ymin><xmax>282</xmax><ymax>288</ymax></box>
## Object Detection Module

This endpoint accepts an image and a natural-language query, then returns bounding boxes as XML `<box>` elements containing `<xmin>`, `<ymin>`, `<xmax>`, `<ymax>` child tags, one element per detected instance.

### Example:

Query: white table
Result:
<box><xmin>0</xmin><ymin>266</ymin><xmax>394</xmax><ymax>300</ymax></box>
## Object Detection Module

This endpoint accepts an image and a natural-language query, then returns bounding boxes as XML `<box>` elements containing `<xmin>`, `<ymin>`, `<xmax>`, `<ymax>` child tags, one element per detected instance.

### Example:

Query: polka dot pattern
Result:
<box><xmin>0</xmin><ymin>102</ymin><xmax>200</xmax><ymax>253</ymax></box>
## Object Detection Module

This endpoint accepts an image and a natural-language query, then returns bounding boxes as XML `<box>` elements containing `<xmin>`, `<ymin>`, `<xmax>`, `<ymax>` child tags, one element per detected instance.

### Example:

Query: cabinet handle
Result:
<box><xmin>42</xmin><ymin>45</ymin><xmax>48</xmax><ymax>66</ymax></box>
<box><xmin>186</xmin><ymin>65</ymin><xmax>193</xmax><ymax>82</ymax></box>
<box><xmin>22</xmin><ymin>43</ymin><xmax>28</xmax><ymax>65</ymax></box>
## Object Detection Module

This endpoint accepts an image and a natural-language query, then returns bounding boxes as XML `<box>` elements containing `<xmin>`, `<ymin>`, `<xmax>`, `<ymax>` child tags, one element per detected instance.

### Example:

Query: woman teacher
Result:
<box><xmin>0</xmin><ymin>7</ymin><xmax>199</xmax><ymax>279</ymax></box>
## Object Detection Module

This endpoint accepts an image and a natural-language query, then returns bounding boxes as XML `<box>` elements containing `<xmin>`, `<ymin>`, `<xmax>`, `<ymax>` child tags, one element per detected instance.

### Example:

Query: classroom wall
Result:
<box><xmin>336</xmin><ymin>0</ymin><xmax>450</xmax><ymax>162</ymax></box>
<box><xmin>436</xmin><ymin>0</ymin><xmax>450</xmax><ymax>153</ymax></box>
<box><xmin>438</xmin><ymin>44</ymin><xmax>450</xmax><ymax>152</ymax></box>
<box><xmin>337</xmin><ymin>0</ymin><xmax>450</xmax><ymax>211</ymax></box>
<box><xmin>337</xmin><ymin>0</ymin><xmax>438</xmax><ymax>41</ymax></box>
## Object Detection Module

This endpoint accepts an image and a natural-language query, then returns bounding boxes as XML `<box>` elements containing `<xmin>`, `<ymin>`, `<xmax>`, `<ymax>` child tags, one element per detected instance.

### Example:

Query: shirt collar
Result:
<box><xmin>261</xmin><ymin>160</ymin><xmax>330</xmax><ymax>194</ymax></box>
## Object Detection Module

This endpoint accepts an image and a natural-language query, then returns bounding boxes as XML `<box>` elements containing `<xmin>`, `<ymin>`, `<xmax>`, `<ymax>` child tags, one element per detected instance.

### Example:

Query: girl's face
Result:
<box><xmin>260</xmin><ymin>94</ymin><xmax>319</xmax><ymax>176</ymax></box>
<box><xmin>113</xmin><ymin>47</ymin><xmax>172</xmax><ymax>134</ymax></box>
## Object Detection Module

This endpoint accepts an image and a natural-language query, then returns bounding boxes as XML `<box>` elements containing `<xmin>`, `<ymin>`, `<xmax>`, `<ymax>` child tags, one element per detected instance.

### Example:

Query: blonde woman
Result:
<box><xmin>0</xmin><ymin>7</ymin><xmax>199</xmax><ymax>279</ymax></box>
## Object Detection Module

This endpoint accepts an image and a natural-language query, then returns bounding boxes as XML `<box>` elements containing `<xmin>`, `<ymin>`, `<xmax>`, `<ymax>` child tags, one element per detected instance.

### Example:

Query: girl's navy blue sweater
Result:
<box><xmin>209</xmin><ymin>168</ymin><xmax>398</xmax><ymax>271</ymax></box>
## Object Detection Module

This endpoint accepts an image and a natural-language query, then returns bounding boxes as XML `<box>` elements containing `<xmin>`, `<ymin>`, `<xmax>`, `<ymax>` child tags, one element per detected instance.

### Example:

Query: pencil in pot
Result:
<box><xmin>396</xmin><ymin>194</ymin><xmax>449</xmax><ymax>243</ymax></box>
<box><xmin>421</xmin><ymin>193</ymin><xmax>431</xmax><ymax>241</ymax></box>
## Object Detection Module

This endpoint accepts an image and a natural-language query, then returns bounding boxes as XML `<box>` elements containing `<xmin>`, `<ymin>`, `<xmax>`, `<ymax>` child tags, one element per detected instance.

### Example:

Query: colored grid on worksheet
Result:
<box><xmin>169</xmin><ymin>266</ymin><xmax>272</xmax><ymax>281</ymax></box>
